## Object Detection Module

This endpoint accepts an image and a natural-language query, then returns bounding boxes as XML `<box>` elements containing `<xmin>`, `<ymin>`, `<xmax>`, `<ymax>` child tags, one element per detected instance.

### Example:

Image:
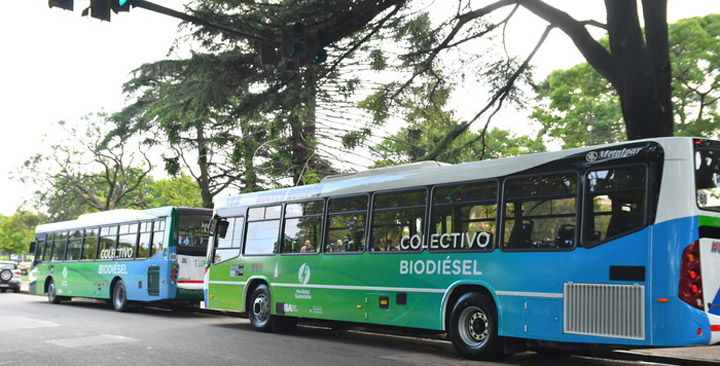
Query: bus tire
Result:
<box><xmin>112</xmin><ymin>280</ymin><xmax>129</xmax><ymax>312</ymax></box>
<box><xmin>249</xmin><ymin>284</ymin><xmax>273</xmax><ymax>332</ymax></box>
<box><xmin>448</xmin><ymin>292</ymin><xmax>503</xmax><ymax>360</ymax></box>
<box><xmin>47</xmin><ymin>279</ymin><xmax>62</xmax><ymax>304</ymax></box>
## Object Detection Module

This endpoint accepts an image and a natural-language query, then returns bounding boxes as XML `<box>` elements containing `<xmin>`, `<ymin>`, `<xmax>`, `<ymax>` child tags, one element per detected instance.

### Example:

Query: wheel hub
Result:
<box><xmin>458</xmin><ymin>305</ymin><xmax>489</xmax><ymax>348</ymax></box>
<box><xmin>253</xmin><ymin>295</ymin><xmax>268</xmax><ymax>322</ymax></box>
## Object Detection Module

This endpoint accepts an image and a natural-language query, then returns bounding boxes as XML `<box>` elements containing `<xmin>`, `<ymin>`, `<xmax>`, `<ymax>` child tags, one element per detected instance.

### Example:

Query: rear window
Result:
<box><xmin>695</xmin><ymin>148</ymin><xmax>720</xmax><ymax>211</ymax></box>
<box><xmin>0</xmin><ymin>263</ymin><xmax>17</xmax><ymax>270</ymax></box>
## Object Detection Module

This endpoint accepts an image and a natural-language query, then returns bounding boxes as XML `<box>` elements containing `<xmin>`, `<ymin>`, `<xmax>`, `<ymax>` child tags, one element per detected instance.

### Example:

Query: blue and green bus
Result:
<box><xmin>30</xmin><ymin>206</ymin><xmax>212</xmax><ymax>311</ymax></box>
<box><xmin>203</xmin><ymin>137</ymin><xmax>720</xmax><ymax>359</ymax></box>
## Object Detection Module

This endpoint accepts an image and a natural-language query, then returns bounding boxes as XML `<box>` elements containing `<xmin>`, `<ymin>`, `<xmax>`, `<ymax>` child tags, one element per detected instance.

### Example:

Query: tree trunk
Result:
<box><xmin>195</xmin><ymin>125</ymin><xmax>214</xmax><ymax>208</ymax></box>
<box><xmin>606</xmin><ymin>0</ymin><xmax>673</xmax><ymax>139</ymax></box>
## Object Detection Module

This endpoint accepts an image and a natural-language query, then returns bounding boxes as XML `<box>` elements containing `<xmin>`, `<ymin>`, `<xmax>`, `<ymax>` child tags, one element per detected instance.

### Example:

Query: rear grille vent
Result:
<box><xmin>564</xmin><ymin>283</ymin><xmax>645</xmax><ymax>340</ymax></box>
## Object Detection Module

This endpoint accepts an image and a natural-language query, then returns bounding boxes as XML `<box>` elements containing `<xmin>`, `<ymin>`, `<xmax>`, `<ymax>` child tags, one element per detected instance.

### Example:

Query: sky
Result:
<box><xmin>1</xmin><ymin>0</ymin><xmax>720</xmax><ymax>216</ymax></box>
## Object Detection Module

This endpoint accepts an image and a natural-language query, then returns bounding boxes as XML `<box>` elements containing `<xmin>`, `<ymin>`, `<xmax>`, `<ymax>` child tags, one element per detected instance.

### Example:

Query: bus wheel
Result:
<box><xmin>47</xmin><ymin>279</ymin><xmax>62</xmax><ymax>304</ymax></box>
<box><xmin>448</xmin><ymin>292</ymin><xmax>503</xmax><ymax>360</ymax></box>
<box><xmin>249</xmin><ymin>284</ymin><xmax>273</xmax><ymax>332</ymax></box>
<box><xmin>112</xmin><ymin>280</ymin><xmax>129</xmax><ymax>312</ymax></box>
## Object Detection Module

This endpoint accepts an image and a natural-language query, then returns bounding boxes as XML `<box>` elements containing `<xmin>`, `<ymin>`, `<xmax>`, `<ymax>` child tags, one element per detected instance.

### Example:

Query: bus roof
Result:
<box><xmin>214</xmin><ymin>137</ymin><xmax>695</xmax><ymax>213</ymax></box>
<box><xmin>35</xmin><ymin>206</ymin><xmax>177</xmax><ymax>234</ymax></box>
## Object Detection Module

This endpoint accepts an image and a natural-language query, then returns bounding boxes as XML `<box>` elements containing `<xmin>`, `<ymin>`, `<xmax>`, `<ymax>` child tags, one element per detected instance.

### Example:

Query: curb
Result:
<box><xmin>588</xmin><ymin>350</ymin><xmax>718</xmax><ymax>366</ymax></box>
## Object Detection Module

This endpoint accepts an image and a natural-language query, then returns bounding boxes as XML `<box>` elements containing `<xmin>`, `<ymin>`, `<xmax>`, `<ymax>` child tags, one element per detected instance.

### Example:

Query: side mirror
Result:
<box><xmin>29</xmin><ymin>241</ymin><xmax>36</xmax><ymax>254</ymax></box>
<box><xmin>208</xmin><ymin>216</ymin><xmax>229</xmax><ymax>240</ymax></box>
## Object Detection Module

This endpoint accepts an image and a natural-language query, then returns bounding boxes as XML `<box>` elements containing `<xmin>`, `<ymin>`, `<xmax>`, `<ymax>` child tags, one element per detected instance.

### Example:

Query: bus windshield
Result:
<box><xmin>695</xmin><ymin>148</ymin><xmax>720</xmax><ymax>211</ymax></box>
<box><xmin>177</xmin><ymin>213</ymin><xmax>210</xmax><ymax>255</ymax></box>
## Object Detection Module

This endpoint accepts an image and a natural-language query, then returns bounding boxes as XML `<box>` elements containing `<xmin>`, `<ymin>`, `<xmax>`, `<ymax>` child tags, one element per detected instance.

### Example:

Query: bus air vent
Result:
<box><xmin>563</xmin><ymin>283</ymin><xmax>645</xmax><ymax>340</ymax></box>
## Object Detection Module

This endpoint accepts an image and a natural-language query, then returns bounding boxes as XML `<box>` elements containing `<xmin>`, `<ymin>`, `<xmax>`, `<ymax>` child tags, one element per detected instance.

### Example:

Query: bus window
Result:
<box><xmin>214</xmin><ymin>217</ymin><xmax>244</xmax><ymax>263</ymax></box>
<box><xmin>151</xmin><ymin>220</ymin><xmax>166</xmax><ymax>257</ymax></box>
<box><xmin>138</xmin><ymin>221</ymin><xmax>152</xmax><ymax>258</ymax></box>
<box><xmin>326</xmin><ymin>195</ymin><xmax>368</xmax><ymax>253</ymax></box>
<box><xmin>431</xmin><ymin>181</ymin><xmax>497</xmax><ymax>252</ymax></box>
<box><xmin>178</xmin><ymin>213</ymin><xmax>210</xmax><ymax>256</ymax></box>
<box><xmin>282</xmin><ymin>201</ymin><xmax>323</xmax><ymax>254</ymax></box>
<box><xmin>584</xmin><ymin>166</ymin><xmax>647</xmax><ymax>246</ymax></box>
<box><xmin>117</xmin><ymin>224</ymin><xmax>137</xmax><ymax>259</ymax></box>
<box><xmin>51</xmin><ymin>232</ymin><xmax>68</xmax><ymax>261</ymax></box>
<box><xmin>245</xmin><ymin>205</ymin><xmax>281</xmax><ymax>255</ymax></box>
<box><xmin>371</xmin><ymin>189</ymin><xmax>426</xmax><ymax>252</ymax></box>
<box><xmin>41</xmin><ymin>234</ymin><xmax>52</xmax><ymax>262</ymax></box>
<box><xmin>503</xmin><ymin>173</ymin><xmax>578</xmax><ymax>250</ymax></box>
<box><xmin>99</xmin><ymin>226</ymin><xmax>117</xmax><ymax>259</ymax></box>
<box><xmin>695</xmin><ymin>148</ymin><xmax>720</xmax><ymax>210</ymax></box>
<box><xmin>66</xmin><ymin>230</ymin><xmax>82</xmax><ymax>260</ymax></box>
<box><xmin>82</xmin><ymin>228</ymin><xmax>98</xmax><ymax>260</ymax></box>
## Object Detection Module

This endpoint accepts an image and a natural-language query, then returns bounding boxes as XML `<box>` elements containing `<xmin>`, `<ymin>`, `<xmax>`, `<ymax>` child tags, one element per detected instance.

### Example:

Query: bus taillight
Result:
<box><xmin>679</xmin><ymin>240</ymin><xmax>703</xmax><ymax>310</ymax></box>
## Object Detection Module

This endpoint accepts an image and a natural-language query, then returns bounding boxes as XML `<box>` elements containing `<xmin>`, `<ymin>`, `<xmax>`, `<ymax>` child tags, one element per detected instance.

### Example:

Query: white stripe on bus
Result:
<box><xmin>271</xmin><ymin>283</ymin><xmax>446</xmax><ymax>293</ymax></box>
<box><xmin>208</xmin><ymin>281</ymin><xmax>247</xmax><ymax>286</ymax></box>
<box><xmin>496</xmin><ymin>291</ymin><xmax>563</xmax><ymax>298</ymax></box>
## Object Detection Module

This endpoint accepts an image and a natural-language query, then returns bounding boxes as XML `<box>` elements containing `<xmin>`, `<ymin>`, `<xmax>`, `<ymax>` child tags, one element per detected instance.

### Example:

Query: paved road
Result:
<box><xmin>0</xmin><ymin>292</ymin><xmax>676</xmax><ymax>366</ymax></box>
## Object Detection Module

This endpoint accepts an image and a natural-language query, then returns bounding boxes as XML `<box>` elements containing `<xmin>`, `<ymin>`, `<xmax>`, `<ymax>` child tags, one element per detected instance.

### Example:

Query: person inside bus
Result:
<box><xmin>300</xmin><ymin>240</ymin><xmax>314</xmax><ymax>253</ymax></box>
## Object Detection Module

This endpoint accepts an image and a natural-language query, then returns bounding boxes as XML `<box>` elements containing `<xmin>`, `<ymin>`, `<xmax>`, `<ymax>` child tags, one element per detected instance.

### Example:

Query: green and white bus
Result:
<box><xmin>31</xmin><ymin>206</ymin><xmax>212</xmax><ymax>311</ymax></box>
<box><xmin>204</xmin><ymin>137</ymin><xmax>720</xmax><ymax>360</ymax></box>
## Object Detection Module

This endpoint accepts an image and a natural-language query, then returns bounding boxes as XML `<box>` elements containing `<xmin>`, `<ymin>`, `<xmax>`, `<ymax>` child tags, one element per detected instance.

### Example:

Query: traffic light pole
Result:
<box><xmin>131</xmin><ymin>0</ymin><xmax>276</xmax><ymax>44</ymax></box>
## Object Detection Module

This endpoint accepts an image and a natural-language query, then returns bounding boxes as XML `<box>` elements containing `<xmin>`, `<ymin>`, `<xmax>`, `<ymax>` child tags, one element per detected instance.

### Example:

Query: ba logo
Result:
<box><xmin>62</xmin><ymin>266</ymin><xmax>68</xmax><ymax>279</ymax></box>
<box><xmin>298</xmin><ymin>263</ymin><xmax>311</xmax><ymax>285</ymax></box>
<box><xmin>585</xmin><ymin>151</ymin><xmax>598</xmax><ymax>162</ymax></box>
<box><xmin>712</xmin><ymin>241</ymin><xmax>720</xmax><ymax>254</ymax></box>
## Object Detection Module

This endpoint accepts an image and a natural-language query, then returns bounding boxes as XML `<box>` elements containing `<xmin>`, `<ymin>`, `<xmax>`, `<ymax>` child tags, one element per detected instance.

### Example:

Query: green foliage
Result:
<box><xmin>0</xmin><ymin>210</ymin><xmax>46</xmax><ymax>254</ymax></box>
<box><xmin>365</xmin><ymin>80</ymin><xmax>545</xmax><ymax>166</ymax></box>
<box><xmin>146</xmin><ymin>175</ymin><xmax>204</xmax><ymax>208</ymax></box>
<box><xmin>534</xmin><ymin>15</ymin><xmax>720</xmax><ymax>148</ymax></box>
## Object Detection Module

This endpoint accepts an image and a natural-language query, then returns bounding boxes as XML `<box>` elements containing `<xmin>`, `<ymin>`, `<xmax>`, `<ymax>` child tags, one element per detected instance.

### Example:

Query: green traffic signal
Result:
<box><xmin>312</xmin><ymin>49</ymin><xmax>328</xmax><ymax>64</ymax></box>
<box><xmin>119</xmin><ymin>0</ymin><xmax>128</xmax><ymax>5</ymax></box>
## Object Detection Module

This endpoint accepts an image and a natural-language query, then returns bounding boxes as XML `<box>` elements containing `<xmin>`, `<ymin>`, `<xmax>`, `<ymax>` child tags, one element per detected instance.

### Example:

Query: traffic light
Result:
<box><xmin>257</xmin><ymin>28</ymin><xmax>279</xmax><ymax>66</ymax></box>
<box><xmin>48</xmin><ymin>0</ymin><xmax>73</xmax><ymax>11</ymax></box>
<box><xmin>111</xmin><ymin>0</ymin><xmax>131</xmax><ymax>13</ymax></box>
<box><xmin>306</xmin><ymin>29</ymin><xmax>329</xmax><ymax>64</ymax></box>
<box><xmin>90</xmin><ymin>0</ymin><xmax>111</xmax><ymax>22</ymax></box>
<box><xmin>281</xmin><ymin>22</ymin><xmax>306</xmax><ymax>71</ymax></box>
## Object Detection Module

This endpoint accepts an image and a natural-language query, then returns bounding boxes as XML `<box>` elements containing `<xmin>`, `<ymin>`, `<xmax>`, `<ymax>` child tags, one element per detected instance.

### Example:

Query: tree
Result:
<box><xmin>360</xmin><ymin>80</ymin><xmax>545</xmax><ymax>166</ymax></box>
<box><xmin>0</xmin><ymin>210</ymin><xmax>45</xmax><ymax>255</ymax></box>
<box><xmin>146</xmin><ymin>175</ymin><xmax>204</xmax><ymax>208</ymax></box>
<box><xmin>18</xmin><ymin>115</ymin><xmax>154</xmax><ymax>221</ymax></box>
<box><xmin>534</xmin><ymin>14</ymin><xmax>720</xmax><ymax>148</ymax></box>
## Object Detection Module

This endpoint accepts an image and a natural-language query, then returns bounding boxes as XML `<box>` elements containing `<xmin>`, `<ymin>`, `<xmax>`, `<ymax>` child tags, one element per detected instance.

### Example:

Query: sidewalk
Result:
<box><xmin>601</xmin><ymin>346</ymin><xmax>720</xmax><ymax>366</ymax></box>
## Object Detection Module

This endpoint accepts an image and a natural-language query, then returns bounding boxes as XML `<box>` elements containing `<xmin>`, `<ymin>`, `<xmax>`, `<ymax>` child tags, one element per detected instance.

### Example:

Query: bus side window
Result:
<box><xmin>82</xmin><ymin>228</ymin><xmax>99</xmax><ymax>260</ymax></box>
<box><xmin>326</xmin><ymin>195</ymin><xmax>368</xmax><ymax>253</ymax></box>
<box><xmin>583</xmin><ymin>166</ymin><xmax>647</xmax><ymax>246</ymax></box>
<box><xmin>245</xmin><ymin>206</ymin><xmax>281</xmax><ymax>255</ymax></box>
<box><xmin>282</xmin><ymin>200</ymin><xmax>323</xmax><ymax>254</ymax></box>
<box><xmin>138</xmin><ymin>222</ymin><xmax>152</xmax><ymax>259</ymax></box>
<box><xmin>99</xmin><ymin>226</ymin><xmax>118</xmax><ymax>260</ymax></box>
<box><xmin>430</xmin><ymin>181</ymin><xmax>497</xmax><ymax>252</ymax></box>
<box><xmin>67</xmin><ymin>230</ymin><xmax>82</xmax><ymax>261</ymax></box>
<box><xmin>213</xmin><ymin>217</ymin><xmax>243</xmax><ymax>263</ymax></box>
<box><xmin>35</xmin><ymin>239</ymin><xmax>45</xmax><ymax>264</ymax></box>
<box><xmin>502</xmin><ymin>173</ymin><xmax>578</xmax><ymax>250</ymax></box>
<box><xmin>51</xmin><ymin>231</ymin><xmax>68</xmax><ymax>261</ymax></box>
<box><xmin>151</xmin><ymin>220</ymin><xmax>166</xmax><ymax>257</ymax></box>
<box><xmin>371</xmin><ymin>189</ymin><xmax>426</xmax><ymax>252</ymax></box>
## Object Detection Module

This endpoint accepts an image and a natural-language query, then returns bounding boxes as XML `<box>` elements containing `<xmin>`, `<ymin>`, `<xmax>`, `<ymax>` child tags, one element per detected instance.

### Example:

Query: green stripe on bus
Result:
<box><xmin>699</xmin><ymin>215</ymin><xmax>720</xmax><ymax>227</ymax></box>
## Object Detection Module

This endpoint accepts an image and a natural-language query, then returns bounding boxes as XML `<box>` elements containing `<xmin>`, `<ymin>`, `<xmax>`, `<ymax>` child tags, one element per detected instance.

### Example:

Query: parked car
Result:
<box><xmin>0</xmin><ymin>261</ymin><xmax>21</xmax><ymax>293</ymax></box>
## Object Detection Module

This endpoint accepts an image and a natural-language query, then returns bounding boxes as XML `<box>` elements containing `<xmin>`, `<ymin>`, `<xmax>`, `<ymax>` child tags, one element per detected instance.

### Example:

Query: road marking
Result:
<box><xmin>47</xmin><ymin>334</ymin><xmax>137</xmax><ymax>348</ymax></box>
<box><xmin>380</xmin><ymin>353</ymin><xmax>477</xmax><ymax>366</ymax></box>
<box><xmin>0</xmin><ymin>316</ymin><xmax>59</xmax><ymax>331</ymax></box>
